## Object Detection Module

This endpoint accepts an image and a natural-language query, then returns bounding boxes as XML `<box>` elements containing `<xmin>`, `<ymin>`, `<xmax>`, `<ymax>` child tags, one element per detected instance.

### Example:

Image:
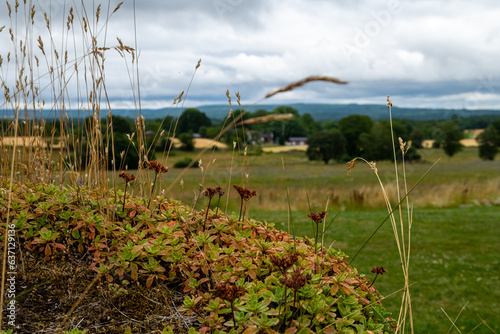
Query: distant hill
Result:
<box><xmin>129</xmin><ymin>103</ymin><xmax>500</xmax><ymax>122</ymax></box>
<box><xmin>2</xmin><ymin>103</ymin><xmax>500</xmax><ymax>122</ymax></box>
<box><xmin>191</xmin><ymin>103</ymin><xmax>500</xmax><ymax>121</ymax></box>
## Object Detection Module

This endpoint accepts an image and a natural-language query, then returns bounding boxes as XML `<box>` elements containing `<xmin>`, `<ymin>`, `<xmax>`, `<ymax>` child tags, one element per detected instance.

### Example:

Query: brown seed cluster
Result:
<box><xmin>307</xmin><ymin>211</ymin><xmax>327</xmax><ymax>224</ymax></box>
<box><xmin>118</xmin><ymin>171</ymin><xmax>136</xmax><ymax>183</ymax></box>
<box><xmin>233</xmin><ymin>184</ymin><xmax>257</xmax><ymax>201</ymax></box>
<box><xmin>203</xmin><ymin>187</ymin><xmax>217</xmax><ymax>199</ymax></box>
<box><xmin>280</xmin><ymin>267</ymin><xmax>312</xmax><ymax>291</ymax></box>
<box><xmin>203</xmin><ymin>186</ymin><xmax>224</xmax><ymax>199</ymax></box>
<box><xmin>215</xmin><ymin>281</ymin><xmax>245</xmax><ymax>303</ymax></box>
<box><xmin>269</xmin><ymin>253</ymin><xmax>299</xmax><ymax>275</ymax></box>
<box><xmin>215</xmin><ymin>186</ymin><xmax>225</xmax><ymax>197</ymax></box>
<box><xmin>145</xmin><ymin>160</ymin><xmax>168</xmax><ymax>174</ymax></box>
<box><xmin>371</xmin><ymin>266</ymin><xmax>387</xmax><ymax>275</ymax></box>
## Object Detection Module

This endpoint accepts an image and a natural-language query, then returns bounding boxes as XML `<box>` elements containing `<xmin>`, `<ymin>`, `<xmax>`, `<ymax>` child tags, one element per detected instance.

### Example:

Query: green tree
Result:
<box><xmin>266</xmin><ymin>116</ymin><xmax>307</xmax><ymax>145</ymax></box>
<box><xmin>206</xmin><ymin>126</ymin><xmax>223</xmax><ymax>139</ymax></box>
<box><xmin>440</xmin><ymin>122</ymin><xmax>463</xmax><ymax>158</ymax></box>
<box><xmin>410</xmin><ymin>128</ymin><xmax>424</xmax><ymax>149</ymax></box>
<box><xmin>251</xmin><ymin>109</ymin><xmax>270</xmax><ymax>118</ymax></box>
<box><xmin>358</xmin><ymin>123</ymin><xmax>393</xmax><ymax>161</ymax></box>
<box><xmin>477</xmin><ymin>125</ymin><xmax>499</xmax><ymax>160</ymax></box>
<box><xmin>323</xmin><ymin>121</ymin><xmax>339</xmax><ymax>132</ymax></box>
<box><xmin>222</xmin><ymin>128</ymin><xmax>246</xmax><ymax>147</ymax></box>
<box><xmin>306</xmin><ymin>130</ymin><xmax>347</xmax><ymax>164</ymax></box>
<box><xmin>159</xmin><ymin>116</ymin><xmax>175</xmax><ymax>131</ymax></box>
<box><xmin>109</xmin><ymin>132</ymin><xmax>140</xmax><ymax>170</ymax></box>
<box><xmin>338</xmin><ymin>115</ymin><xmax>374</xmax><ymax>157</ymax></box>
<box><xmin>156</xmin><ymin>136</ymin><xmax>173</xmax><ymax>153</ymax></box>
<box><xmin>145</xmin><ymin>120</ymin><xmax>161</xmax><ymax>133</ymax></box>
<box><xmin>491</xmin><ymin>119</ymin><xmax>500</xmax><ymax>135</ymax></box>
<box><xmin>272</xmin><ymin>106</ymin><xmax>300</xmax><ymax>116</ymax></box>
<box><xmin>177</xmin><ymin>108</ymin><xmax>211</xmax><ymax>134</ymax></box>
<box><xmin>357</xmin><ymin>120</ymin><xmax>408</xmax><ymax>161</ymax></box>
<box><xmin>110</xmin><ymin>115</ymin><xmax>133</xmax><ymax>134</ymax></box>
<box><xmin>301</xmin><ymin>113</ymin><xmax>319</xmax><ymax>134</ymax></box>
<box><xmin>178</xmin><ymin>132</ymin><xmax>195</xmax><ymax>151</ymax></box>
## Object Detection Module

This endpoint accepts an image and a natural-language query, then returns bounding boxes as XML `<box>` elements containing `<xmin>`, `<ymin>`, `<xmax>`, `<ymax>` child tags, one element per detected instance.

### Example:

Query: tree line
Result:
<box><xmin>2</xmin><ymin>107</ymin><xmax>499</xmax><ymax>169</ymax></box>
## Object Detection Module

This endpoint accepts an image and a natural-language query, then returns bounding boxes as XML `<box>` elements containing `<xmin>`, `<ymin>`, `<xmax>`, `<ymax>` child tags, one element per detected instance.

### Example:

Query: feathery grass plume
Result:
<box><xmin>235</xmin><ymin>113</ymin><xmax>293</xmax><ymax>126</ymax></box>
<box><xmin>346</xmin><ymin>158</ymin><xmax>356</xmax><ymax>175</ymax></box>
<box><xmin>264</xmin><ymin>75</ymin><xmax>348</xmax><ymax>99</ymax></box>
<box><xmin>145</xmin><ymin>161</ymin><xmax>168</xmax><ymax>210</ymax></box>
<box><xmin>233</xmin><ymin>184</ymin><xmax>257</xmax><ymax>221</ymax></box>
<box><xmin>113</xmin><ymin>2</ymin><xmax>124</xmax><ymax>14</ymax></box>
<box><xmin>119</xmin><ymin>171</ymin><xmax>135</xmax><ymax>212</ymax></box>
<box><xmin>226</xmin><ymin>89</ymin><xmax>233</xmax><ymax>118</ymax></box>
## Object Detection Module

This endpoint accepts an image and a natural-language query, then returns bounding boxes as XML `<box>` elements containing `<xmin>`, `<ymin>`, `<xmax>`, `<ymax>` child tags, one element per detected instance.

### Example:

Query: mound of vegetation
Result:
<box><xmin>1</xmin><ymin>179</ymin><xmax>395</xmax><ymax>333</ymax></box>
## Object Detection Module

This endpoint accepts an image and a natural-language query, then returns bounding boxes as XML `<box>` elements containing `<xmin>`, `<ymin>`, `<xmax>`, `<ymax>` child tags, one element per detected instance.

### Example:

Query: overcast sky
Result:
<box><xmin>1</xmin><ymin>0</ymin><xmax>500</xmax><ymax>111</ymax></box>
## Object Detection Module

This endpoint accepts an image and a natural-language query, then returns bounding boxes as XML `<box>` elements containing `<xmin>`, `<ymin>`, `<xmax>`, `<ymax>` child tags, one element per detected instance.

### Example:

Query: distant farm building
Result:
<box><xmin>286</xmin><ymin>137</ymin><xmax>307</xmax><ymax>146</ymax></box>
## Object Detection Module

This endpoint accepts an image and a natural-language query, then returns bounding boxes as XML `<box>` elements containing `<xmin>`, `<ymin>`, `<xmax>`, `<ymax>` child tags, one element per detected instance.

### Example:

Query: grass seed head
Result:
<box><xmin>346</xmin><ymin>158</ymin><xmax>357</xmax><ymax>175</ymax></box>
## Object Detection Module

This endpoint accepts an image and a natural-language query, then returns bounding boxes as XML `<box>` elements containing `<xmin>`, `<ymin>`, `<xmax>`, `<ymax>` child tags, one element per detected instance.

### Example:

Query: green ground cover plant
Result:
<box><xmin>1</xmin><ymin>179</ymin><xmax>396</xmax><ymax>333</ymax></box>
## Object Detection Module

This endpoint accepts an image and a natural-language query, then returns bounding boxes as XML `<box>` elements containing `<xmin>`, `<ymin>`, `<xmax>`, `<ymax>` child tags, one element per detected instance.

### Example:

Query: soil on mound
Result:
<box><xmin>6</xmin><ymin>254</ymin><xmax>195</xmax><ymax>333</ymax></box>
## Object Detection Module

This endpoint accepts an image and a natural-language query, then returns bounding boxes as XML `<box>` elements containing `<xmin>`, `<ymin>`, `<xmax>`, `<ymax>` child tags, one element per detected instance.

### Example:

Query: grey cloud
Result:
<box><xmin>1</xmin><ymin>0</ymin><xmax>500</xmax><ymax>110</ymax></box>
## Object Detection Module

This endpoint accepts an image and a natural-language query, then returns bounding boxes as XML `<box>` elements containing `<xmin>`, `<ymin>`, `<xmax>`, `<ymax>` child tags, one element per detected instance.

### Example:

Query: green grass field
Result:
<box><xmin>156</xmin><ymin>147</ymin><xmax>500</xmax><ymax>212</ymax></box>
<box><xmin>250</xmin><ymin>206</ymin><xmax>500</xmax><ymax>334</ymax></box>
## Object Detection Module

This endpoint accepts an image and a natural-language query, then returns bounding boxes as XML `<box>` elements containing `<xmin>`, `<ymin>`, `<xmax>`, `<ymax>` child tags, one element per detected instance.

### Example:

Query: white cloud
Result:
<box><xmin>1</xmin><ymin>0</ymin><xmax>499</xmax><ymax>110</ymax></box>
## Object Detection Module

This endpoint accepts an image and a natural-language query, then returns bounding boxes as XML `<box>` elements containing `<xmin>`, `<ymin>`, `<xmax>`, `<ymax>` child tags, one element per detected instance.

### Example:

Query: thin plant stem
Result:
<box><xmin>238</xmin><ymin>198</ymin><xmax>244</xmax><ymax>221</ymax></box>
<box><xmin>226</xmin><ymin>142</ymin><xmax>236</xmax><ymax>213</ymax></box>
<box><xmin>349</xmin><ymin>158</ymin><xmax>440</xmax><ymax>264</ymax></box>
<box><xmin>281</xmin><ymin>157</ymin><xmax>294</xmax><ymax>237</ymax></box>
<box><xmin>287</xmin><ymin>290</ymin><xmax>299</xmax><ymax>328</ymax></box>
<box><xmin>148</xmin><ymin>173</ymin><xmax>158</xmax><ymax>210</ymax></box>
<box><xmin>122</xmin><ymin>181</ymin><xmax>128</xmax><ymax>211</ymax></box>
<box><xmin>215</xmin><ymin>194</ymin><xmax>222</xmax><ymax>217</ymax></box>
<box><xmin>204</xmin><ymin>197</ymin><xmax>212</xmax><ymax>229</ymax></box>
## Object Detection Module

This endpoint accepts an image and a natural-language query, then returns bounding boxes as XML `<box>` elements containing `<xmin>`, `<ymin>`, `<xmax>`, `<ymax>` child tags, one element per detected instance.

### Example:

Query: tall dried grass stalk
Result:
<box><xmin>235</xmin><ymin>113</ymin><xmax>294</xmax><ymax>126</ymax></box>
<box><xmin>264</xmin><ymin>75</ymin><xmax>348</xmax><ymax>99</ymax></box>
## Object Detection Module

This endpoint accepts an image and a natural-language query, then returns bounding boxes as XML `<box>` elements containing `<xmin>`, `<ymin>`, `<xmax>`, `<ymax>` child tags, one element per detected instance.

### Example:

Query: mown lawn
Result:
<box><xmin>250</xmin><ymin>206</ymin><xmax>500</xmax><ymax>333</ymax></box>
